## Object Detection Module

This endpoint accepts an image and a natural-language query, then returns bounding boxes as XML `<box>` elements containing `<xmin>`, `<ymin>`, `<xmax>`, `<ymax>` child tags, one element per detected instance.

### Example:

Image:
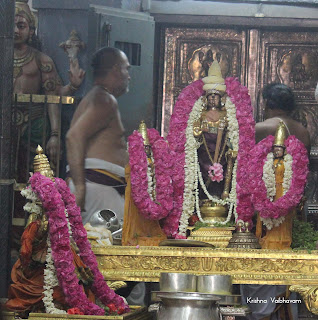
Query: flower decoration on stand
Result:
<box><xmin>29</xmin><ymin>172</ymin><xmax>129</xmax><ymax>316</ymax></box>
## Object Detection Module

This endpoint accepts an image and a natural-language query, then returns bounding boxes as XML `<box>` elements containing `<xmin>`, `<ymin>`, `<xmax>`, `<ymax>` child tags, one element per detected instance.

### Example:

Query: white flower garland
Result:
<box><xmin>43</xmin><ymin>237</ymin><xmax>66</xmax><ymax>314</ymax></box>
<box><xmin>224</xmin><ymin>97</ymin><xmax>239</xmax><ymax>152</ymax></box>
<box><xmin>263</xmin><ymin>153</ymin><xmax>276</xmax><ymax>201</ymax></box>
<box><xmin>21</xmin><ymin>187</ymin><xmax>38</xmax><ymax>202</ymax></box>
<box><xmin>146</xmin><ymin>155</ymin><xmax>156</xmax><ymax>201</ymax></box>
<box><xmin>261</xmin><ymin>153</ymin><xmax>293</xmax><ymax>229</ymax></box>
<box><xmin>283</xmin><ymin>153</ymin><xmax>293</xmax><ymax>194</ymax></box>
<box><xmin>179</xmin><ymin>95</ymin><xmax>239</xmax><ymax>234</ymax></box>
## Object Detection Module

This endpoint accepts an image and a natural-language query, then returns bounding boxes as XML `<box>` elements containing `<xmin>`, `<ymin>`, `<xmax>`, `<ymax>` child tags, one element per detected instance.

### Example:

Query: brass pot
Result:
<box><xmin>200</xmin><ymin>200</ymin><xmax>227</xmax><ymax>223</ymax></box>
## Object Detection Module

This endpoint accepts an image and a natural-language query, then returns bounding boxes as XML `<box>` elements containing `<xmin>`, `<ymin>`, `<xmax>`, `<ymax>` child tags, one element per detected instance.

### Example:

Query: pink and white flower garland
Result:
<box><xmin>165</xmin><ymin>80</ymin><xmax>204</xmax><ymax>238</ymax></box>
<box><xmin>225</xmin><ymin>78</ymin><xmax>256</xmax><ymax>225</ymax></box>
<box><xmin>128</xmin><ymin>128</ymin><xmax>174</xmax><ymax>232</ymax></box>
<box><xmin>248</xmin><ymin>135</ymin><xmax>308</xmax><ymax>223</ymax></box>
<box><xmin>29</xmin><ymin>173</ymin><xmax>129</xmax><ymax>315</ymax></box>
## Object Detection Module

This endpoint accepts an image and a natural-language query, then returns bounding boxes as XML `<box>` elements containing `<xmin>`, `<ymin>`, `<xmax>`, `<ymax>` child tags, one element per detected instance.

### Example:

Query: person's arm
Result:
<box><xmin>66</xmin><ymin>92</ymin><xmax>116</xmax><ymax>210</ymax></box>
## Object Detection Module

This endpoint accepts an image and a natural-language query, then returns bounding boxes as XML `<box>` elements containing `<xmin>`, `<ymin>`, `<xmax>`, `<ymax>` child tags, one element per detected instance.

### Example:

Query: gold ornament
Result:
<box><xmin>13</xmin><ymin>48</ymin><xmax>35</xmax><ymax>80</ymax></box>
<box><xmin>33</xmin><ymin>145</ymin><xmax>55</xmax><ymax>181</ymax></box>
<box><xmin>274</xmin><ymin>120</ymin><xmax>288</xmax><ymax>147</ymax></box>
<box><xmin>138</xmin><ymin>120</ymin><xmax>150</xmax><ymax>145</ymax></box>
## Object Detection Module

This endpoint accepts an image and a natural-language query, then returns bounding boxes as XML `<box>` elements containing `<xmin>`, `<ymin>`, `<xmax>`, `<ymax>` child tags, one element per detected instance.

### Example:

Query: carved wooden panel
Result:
<box><xmin>160</xmin><ymin>27</ymin><xmax>247</xmax><ymax>135</ymax></box>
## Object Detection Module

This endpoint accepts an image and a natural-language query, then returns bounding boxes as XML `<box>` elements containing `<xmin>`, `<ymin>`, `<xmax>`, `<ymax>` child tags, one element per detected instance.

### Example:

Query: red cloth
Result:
<box><xmin>5</xmin><ymin>222</ymin><xmax>94</xmax><ymax>312</ymax></box>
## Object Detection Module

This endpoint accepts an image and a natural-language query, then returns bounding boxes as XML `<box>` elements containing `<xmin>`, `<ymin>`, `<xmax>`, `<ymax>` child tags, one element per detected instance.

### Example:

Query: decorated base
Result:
<box><xmin>188</xmin><ymin>227</ymin><xmax>235</xmax><ymax>247</ymax></box>
<box><xmin>3</xmin><ymin>306</ymin><xmax>151</xmax><ymax>320</ymax></box>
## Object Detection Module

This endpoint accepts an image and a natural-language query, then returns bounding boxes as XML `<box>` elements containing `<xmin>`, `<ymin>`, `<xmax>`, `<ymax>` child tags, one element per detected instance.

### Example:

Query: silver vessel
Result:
<box><xmin>156</xmin><ymin>292</ymin><xmax>220</xmax><ymax>320</ymax></box>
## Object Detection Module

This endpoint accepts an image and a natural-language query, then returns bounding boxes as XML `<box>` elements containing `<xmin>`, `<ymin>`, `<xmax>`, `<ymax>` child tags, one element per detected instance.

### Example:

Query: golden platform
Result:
<box><xmin>93</xmin><ymin>246</ymin><xmax>318</xmax><ymax>315</ymax></box>
<box><xmin>93</xmin><ymin>246</ymin><xmax>318</xmax><ymax>285</ymax></box>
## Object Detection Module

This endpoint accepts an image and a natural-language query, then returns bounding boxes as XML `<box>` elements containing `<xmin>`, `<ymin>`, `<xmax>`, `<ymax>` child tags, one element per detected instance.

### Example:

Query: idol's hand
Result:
<box><xmin>68</xmin><ymin>58</ymin><xmax>86</xmax><ymax>89</ymax></box>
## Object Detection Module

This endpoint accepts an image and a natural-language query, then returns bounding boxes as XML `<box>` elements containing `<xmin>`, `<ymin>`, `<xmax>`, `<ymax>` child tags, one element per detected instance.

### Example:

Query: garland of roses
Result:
<box><xmin>128</xmin><ymin>128</ymin><xmax>174</xmax><ymax>230</ymax></box>
<box><xmin>165</xmin><ymin>80</ymin><xmax>204</xmax><ymax>238</ymax></box>
<box><xmin>225</xmin><ymin>77</ymin><xmax>256</xmax><ymax>225</ymax></box>
<box><xmin>29</xmin><ymin>173</ymin><xmax>129</xmax><ymax>315</ymax></box>
<box><xmin>55</xmin><ymin>177</ymin><xmax>129</xmax><ymax>314</ymax></box>
<box><xmin>248</xmin><ymin>135</ymin><xmax>308</xmax><ymax>221</ymax></box>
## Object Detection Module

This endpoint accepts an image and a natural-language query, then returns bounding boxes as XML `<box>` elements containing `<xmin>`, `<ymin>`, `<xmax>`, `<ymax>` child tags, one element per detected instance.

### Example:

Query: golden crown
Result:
<box><xmin>274</xmin><ymin>121</ymin><xmax>288</xmax><ymax>147</ymax></box>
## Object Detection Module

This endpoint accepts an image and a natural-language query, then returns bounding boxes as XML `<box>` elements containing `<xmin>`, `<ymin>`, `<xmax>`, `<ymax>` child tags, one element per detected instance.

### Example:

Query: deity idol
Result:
<box><xmin>191</xmin><ymin>61</ymin><xmax>237</xmax><ymax>223</ymax></box>
<box><xmin>5</xmin><ymin>147</ymin><xmax>128</xmax><ymax>316</ymax></box>
<box><xmin>255</xmin><ymin>121</ymin><xmax>295</xmax><ymax>250</ymax></box>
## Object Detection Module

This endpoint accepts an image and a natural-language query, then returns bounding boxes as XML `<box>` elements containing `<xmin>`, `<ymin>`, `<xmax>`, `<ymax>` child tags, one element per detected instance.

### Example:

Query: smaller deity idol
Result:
<box><xmin>256</xmin><ymin>121</ymin><xmax>295</xmax><ymax>250</ymax></box>
<box><xmin>122</xmin><ymin>121</ymin><xmax>167</xmax><ymax>246</ymax></box>
<box><xmin>192</xmin><ymin>61</ymin><xmax>236</xmax><ymax>223</ymax></box>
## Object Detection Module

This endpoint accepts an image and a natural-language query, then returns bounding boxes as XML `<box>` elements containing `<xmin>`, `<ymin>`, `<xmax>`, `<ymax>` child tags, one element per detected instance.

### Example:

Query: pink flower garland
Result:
<box><xmin>225</xmin><ymin>77</ymin><xmax>256</xmax><ymax>224</ymax></box>
<box><xmin>29</xmin><ymin>173</ymin><xmax>129</xmax><ymax>315</ymax></box>
<box><xmin>165</xmin><ymin>80</ymin><xmax>204</xmax><ymax>237</ymax></box>
<box><xmin>55</xmin><ymin>178</ymin><xmax>129</xmax><ymax>314</ymax></box>
<box><xmin>248</xmin><ymin>135</ymin><xmax>308</xmax><ymax>220</ymax></box>
<box><xmin>128</xmin><ymin>128</ymin><xmax>174</xmax><ymax>227</ymax></box>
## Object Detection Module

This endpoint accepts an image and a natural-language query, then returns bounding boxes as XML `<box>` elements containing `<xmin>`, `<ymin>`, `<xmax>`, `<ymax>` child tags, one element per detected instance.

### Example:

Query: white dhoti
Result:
<box><xmin>67</xmin><ymin>158</ymin><xmax>126</xmax><ymax>225</ymax></box>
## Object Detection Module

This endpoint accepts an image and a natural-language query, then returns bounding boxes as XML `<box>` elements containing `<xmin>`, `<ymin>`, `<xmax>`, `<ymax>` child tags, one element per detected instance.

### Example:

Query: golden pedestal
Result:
<box><xmin>3</xmin><ymin>306</ymin><xmax>151</xmax><ymax>320</ymax></box>
<box><xmin>200</xmin><ymin>200</ymin><xmax>227</xmax><ymax>224</ymax></box>
<box><xmin>188</xmin><ymin>226</ymin><xmax>235</xmax><ymax>248</ymax></box>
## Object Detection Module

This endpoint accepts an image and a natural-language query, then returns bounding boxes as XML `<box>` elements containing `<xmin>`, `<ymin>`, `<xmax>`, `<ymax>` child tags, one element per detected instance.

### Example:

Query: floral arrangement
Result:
<box><xmin>27</xmin><ymin>173</ymin><xmax>129</xmax><ymax>316</ymax></box>
<box><xmin>165</xmin><ymin>80</ymin><xmax>204</xmax><ymax>237</ymax></box>
<box><xmin>225</xmin><ymin>77</ymin><xmax>256</xmax><ymax>225</ymax></box>
<box><xmin>208</xmin><ymin>163</ymin><xmax>224</xmax><ymax>182</ymax></box>
<box><xmin>248</xmin><ymin>135</ymin><xmax>309</xmax><ymax>226</ymax></box>
<box><xmin>128</xmin><ymin>128</ymin><xmax>174</xmax><ymax>235</ymax></box>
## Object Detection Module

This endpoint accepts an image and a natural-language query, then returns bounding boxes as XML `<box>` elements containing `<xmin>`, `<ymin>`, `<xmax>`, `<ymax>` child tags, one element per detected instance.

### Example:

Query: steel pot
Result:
<box><xmin>159</xmin><ymin>273</ymin><xmax>197</xmax><ymax>292</ymax></box>
<box><xmin>156</xmin><ymin>292</ymin><xmax>220</xmax><ymax>320</ymax></box>
<box><xmin>197</xmin><ymin>274</ymin><xmax>232</xmax><ymax>295</ymax></box>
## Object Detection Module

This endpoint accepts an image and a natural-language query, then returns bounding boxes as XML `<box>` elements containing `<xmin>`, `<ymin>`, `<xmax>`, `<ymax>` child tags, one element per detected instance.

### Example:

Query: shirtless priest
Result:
<box><xmin>66</xmin><ymin>47</ymin><xmax>130</xmax><ymax>225</ymax></box>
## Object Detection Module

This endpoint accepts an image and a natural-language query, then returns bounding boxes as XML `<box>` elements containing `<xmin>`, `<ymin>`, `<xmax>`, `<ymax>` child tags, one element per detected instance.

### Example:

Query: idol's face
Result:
<box><xmin>207</xmin><ymin>93</ymin><xmax>221</xmax><ymax>109</ymax></box>
<box><xmin>273</xmin><ymin>146</ymin><xmax>284</xmax><ymax>159</ymax></box>
<box><xmin>14</xmin><ymin>15</ymin><xmax>33</xmax><ymax>45</ymax></box>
